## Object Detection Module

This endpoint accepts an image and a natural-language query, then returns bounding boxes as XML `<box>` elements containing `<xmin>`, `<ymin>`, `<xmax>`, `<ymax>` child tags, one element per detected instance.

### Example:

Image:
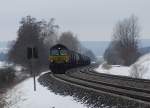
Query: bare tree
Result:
<box><xmin>104</xmin><ymin>41</ymin><xmax>124</xmax><ymax>65</ymax></box>
<box><xmin>105</xmin><ymin>15</ymin><xmax>141</xmax><ymax>66</ymax></box>
<box><xmin>80</xmin><ymin>47</ymin><xmax>96</xmax><ymax>61</ymax></box>
<box><xmin>58</xmin><ymin>31</ymin><xmax>80</xmax><ymax>52</ymax></box>
<box><xmin>8</xmin><ymin>16</ymin><xmax>47</xmax><ymax>72</ymax></box>
<box><xmin>41</xmin><ymin>18</ymin><xmax>58</xmax><ymax>47</ymax></box>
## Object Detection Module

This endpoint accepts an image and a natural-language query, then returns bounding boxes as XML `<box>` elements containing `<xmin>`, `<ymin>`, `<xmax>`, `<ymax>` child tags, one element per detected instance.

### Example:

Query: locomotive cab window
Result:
<box><xmin>50</xmin><ymin>49</ymin><xmax>67</xmax><ymax>56</ymax></box>
<box><xmin>51</xmin><ymin>49</ymin><xmax>59</xmax><ymax>56</ymax></box>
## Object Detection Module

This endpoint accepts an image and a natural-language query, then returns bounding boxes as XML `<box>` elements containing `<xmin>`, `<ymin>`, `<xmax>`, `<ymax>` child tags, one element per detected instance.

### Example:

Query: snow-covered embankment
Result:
<box><xmin>95</xmin><ymin>53</ymin><xmax>150</xmax><ymax>79</ymax></box>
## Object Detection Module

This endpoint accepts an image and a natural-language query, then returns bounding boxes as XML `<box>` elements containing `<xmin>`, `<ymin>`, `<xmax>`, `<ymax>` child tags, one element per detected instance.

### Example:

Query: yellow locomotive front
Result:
<box><xmin>49</xmin><ymin>49</ymin><xmax>69</xmax><ymax>64</ymax></box>
<box><xmin>48</xmin><ymin>44</ymin><xmax>69</xmax><ymax>65</ymax></box>
<box><xmin>49</xmin><ymin>44</ymin><xmax>70</xmax><ymax>73</ymax></box>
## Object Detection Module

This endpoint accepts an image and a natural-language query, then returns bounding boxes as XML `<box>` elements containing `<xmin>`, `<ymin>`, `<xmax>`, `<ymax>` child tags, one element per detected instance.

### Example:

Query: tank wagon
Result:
<box><xmin>49</xmin><ymin>44</ymin><xmax>91</xmax><ymax>73</ymax></box>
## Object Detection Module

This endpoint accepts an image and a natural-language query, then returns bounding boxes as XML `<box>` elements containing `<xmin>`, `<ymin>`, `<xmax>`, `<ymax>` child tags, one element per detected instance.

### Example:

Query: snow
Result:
<box><xmin>95</xmin><ymin>53</ymin><xmax>150</xmax><ymax>79</ymax></box>
<box><xmin>0</xmin><ymin>61</ymin><xmax>13</xmax><ymax>68</ymax></box>
<box><xmin>3</xmin><ymin>72</ymin><xmax>86</xmax><ymax>108</ymax></box>
<box><xmin>0</xmin><ymin>48</ymin><xmax>8</xmax><ymax>53</ymax></box>
<box><xmin>131</xmin><ymin>53</ymin><xmax>150</xmax><ymax>79</ymax></box>
<box><xmin>0</xmin><ymin>61</ymin><xmax>6</xmax><ymax>68</ymax></box>
<box><xmin>0</xmin><ymin>61</ymin><xmax>25</xmax><ymax>72</ymax></box>
<box><xmin>95</xmin><ymin>64</ymin><xmax>130</xmax><ymax>76</ymax></box>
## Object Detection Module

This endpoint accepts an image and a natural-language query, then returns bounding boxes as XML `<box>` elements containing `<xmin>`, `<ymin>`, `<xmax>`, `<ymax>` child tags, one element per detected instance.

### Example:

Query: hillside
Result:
<box><xmin>95</xmin><ymin>53</ymin><xmax>150</xmax><ymax>79</ymax></box>
<box><xmin>81</xmin><ymin>41</ymin><xmax>109</xmax><ymax>56</ymax></box>
<box><xmin>130</xmin><ymin>53</ymin><xmax>150</xmax><ymax>79</ymax></box>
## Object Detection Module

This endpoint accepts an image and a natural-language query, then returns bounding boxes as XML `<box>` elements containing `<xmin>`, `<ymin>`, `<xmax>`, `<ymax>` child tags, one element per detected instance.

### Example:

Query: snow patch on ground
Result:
<box><xmin>130</xmin><ymin>53</ymin><xmax>150</xmax><ymax>79</ymax></box>
<box><xmin>95</xmin><ymin>53</ymin><xmax>150</xmax><ymax>79</ymax></box>
<box><xmin>0</xmin><ymin>48</ymin><xmax>8</xmax><ymax>53</ymax></box>
<box><xmin>0</xmin><ymin>61</ymin><xmax>6</xmax><ymax>68</ymax></box>
<box><xmin>4</xmin><ymin>73</ymin><xmax>86</xmax><ymax>108</ymax></box>
<box><xmin>95</xmin><ymin>64</ymin><xmax>130</xmax><ymax>77</ymax></box>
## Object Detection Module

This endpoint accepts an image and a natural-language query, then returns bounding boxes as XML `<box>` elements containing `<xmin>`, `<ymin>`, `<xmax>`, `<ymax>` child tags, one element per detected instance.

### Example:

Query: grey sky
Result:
<box><xmin>0</xmin><ymin>0</ymin><xmax>150</xmax><ymax>41</ymax></box>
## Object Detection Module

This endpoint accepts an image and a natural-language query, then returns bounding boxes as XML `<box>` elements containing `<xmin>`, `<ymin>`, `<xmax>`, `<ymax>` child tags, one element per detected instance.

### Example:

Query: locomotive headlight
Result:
<box><xmin>65</xmin><ymin>57</ymin><xmax>69</xmax><ymax>62</ymax></box>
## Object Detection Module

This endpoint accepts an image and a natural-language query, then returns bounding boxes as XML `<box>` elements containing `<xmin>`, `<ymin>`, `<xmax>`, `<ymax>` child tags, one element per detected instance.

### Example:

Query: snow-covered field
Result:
<box><xmin>0</xmin><ymin>48</ymin><xmax>8</xmax><ymax>53</ymax></box>
<box><xmin>3</xmin><ymin>72</ymin><xmax>86</xmax><ymax>108</ymax></box>
<box><xmin>95</xmin><ymin>64</ymin><xmax>130</xmax><ymax>76</ymax></box>
<box><xmin>0</xmin><ymin>61</ymin><xmax>6</xmax><ymax>68</ymax></box>
<box><xmin>95</xmin><ymin>53</ymin><xmax>150</xmax><ymax>79</ymax></box>
<box><xmin>131</xmin><ymin>53</ymin><xmax>150</xmax><ymax>79</ymax></box>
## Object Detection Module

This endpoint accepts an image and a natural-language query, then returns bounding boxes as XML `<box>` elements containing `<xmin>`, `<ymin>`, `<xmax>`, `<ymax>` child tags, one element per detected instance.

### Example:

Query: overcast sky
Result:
<box><xmin>0</xmin><ymin>0</ymin><xmax>150</xmax><ymax>41</ymax></box>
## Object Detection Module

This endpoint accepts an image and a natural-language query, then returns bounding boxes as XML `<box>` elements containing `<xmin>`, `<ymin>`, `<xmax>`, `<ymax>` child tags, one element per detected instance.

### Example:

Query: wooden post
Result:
<box><xmin>33</xmin><ymin>69</ymin><xmax>36</xmax><ymax>91</ymax></box>
<box><xmin>30</xmin><ymin>58</ymin><xmax>36</xmax><ymax>91</ymax></box>
<box><xmin>27</xmin><ymin>47</ymin><xmax>37</xmax><ymax>91</ymax></box>
<box><xmin>31</xmin><ymin>59</ymin><xmax>36</xmax><ymax>91</ymax></box>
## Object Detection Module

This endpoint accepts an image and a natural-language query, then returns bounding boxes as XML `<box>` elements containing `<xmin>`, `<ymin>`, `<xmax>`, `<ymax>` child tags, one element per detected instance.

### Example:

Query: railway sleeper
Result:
<box><xmin>53</xmin><ymin>74</ymin><xmax>150</xmax><ymax>105</ymax></box>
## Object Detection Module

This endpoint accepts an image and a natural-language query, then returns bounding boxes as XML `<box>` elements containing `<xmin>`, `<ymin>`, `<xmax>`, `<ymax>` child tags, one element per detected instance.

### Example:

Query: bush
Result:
<box><xmin>0</xmin><ymin>66</ymin><xmax>16</xmax><ymax>85</ymax></box>
<box><xmin>102</xmin><ymin>62</ymin><xmax>112</xmax><ymax>70</ymax></box>
<box><xmin>130</xmin><ymin>64</ymin><xmax>147</xmax><ymax>78</ymax></box>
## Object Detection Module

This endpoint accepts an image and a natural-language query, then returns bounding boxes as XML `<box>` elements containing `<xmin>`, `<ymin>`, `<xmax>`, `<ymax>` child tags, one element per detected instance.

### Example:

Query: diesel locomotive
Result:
<box><xmin>49</xmin><ymin>44</ymin><xmax>91</xmax><ymax>74</ymax></box>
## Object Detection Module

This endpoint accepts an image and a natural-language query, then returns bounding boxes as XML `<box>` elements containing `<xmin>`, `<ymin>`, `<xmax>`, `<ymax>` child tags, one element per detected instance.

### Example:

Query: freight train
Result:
<box><xmin>49</xmin><ymin>44</ymin><xmax>91</xmax><ymax>74</ymax></box>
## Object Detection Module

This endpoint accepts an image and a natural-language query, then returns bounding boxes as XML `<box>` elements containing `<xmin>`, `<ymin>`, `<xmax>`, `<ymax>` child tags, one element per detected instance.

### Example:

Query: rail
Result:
<box><xmin>51</xmin><ymin>64</ymin><xmax>150</xmax><ymax>105</ymax></box>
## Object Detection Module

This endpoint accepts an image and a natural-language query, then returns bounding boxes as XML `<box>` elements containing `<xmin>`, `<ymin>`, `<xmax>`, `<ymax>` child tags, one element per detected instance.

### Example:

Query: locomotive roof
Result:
<box><xmin>50</xmin><ymin>44</ymin><xmax>68</xmax><ymax>50</ymax></box>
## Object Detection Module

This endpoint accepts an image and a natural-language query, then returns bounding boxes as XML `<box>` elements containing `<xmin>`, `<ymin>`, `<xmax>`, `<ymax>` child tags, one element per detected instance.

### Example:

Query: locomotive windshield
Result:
<box><xmin>50</xmin><ymin>48</ymin><xmax>67</xmax><ymax>56</ymax></box>
<box><xmin>51</xmin><ymin>49</ymin><xmax>59</xmax><ymax>56</ymax></box>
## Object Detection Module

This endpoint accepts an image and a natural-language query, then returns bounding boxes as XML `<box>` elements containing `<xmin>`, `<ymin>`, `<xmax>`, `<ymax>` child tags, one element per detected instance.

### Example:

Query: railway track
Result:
<box><xmin>50</xmin><ymin>64</ymin><xmax>150</xmax><ymax>105</ymax></box>
<box><xmin>77</xmin><ymin>64</ymin><xmax>150</xmax><ymax>90</ymax></box>
<box><xmin>82</xmin><ymin>66</ymin><xmax>150</xmax><ymax>84</ymax></box>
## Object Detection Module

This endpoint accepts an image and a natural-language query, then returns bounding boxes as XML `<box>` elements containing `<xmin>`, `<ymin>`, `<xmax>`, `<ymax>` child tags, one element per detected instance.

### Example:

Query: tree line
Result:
<box><xmin>8</xmin><ymin>16</ymin><xmax>96</xmax><ymax>73</ymax></box>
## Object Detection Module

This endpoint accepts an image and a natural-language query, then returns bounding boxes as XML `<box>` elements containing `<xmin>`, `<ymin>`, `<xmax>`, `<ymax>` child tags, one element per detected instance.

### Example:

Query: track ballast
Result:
<box><xmin>50</xmin><ymin>63</ymin><xmax>150</xmax><ymax>105</ymax></box>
